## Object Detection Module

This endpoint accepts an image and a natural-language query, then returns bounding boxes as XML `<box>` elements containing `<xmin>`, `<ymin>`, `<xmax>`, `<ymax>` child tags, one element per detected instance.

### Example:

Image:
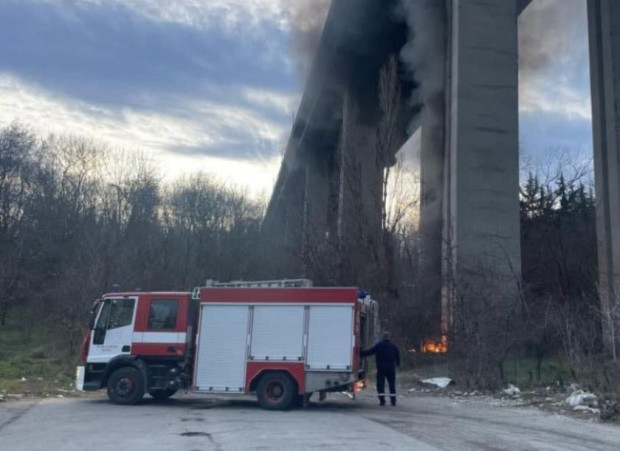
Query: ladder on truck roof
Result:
<box><xmin>192</xmin><ymin>279</ymin><xmax>314</xmax><ymax>299</ymax></box>
<box><xmin>205</xmin><ymin>278</ymin><xmax>313</xmax><ymax>288</ymax></box>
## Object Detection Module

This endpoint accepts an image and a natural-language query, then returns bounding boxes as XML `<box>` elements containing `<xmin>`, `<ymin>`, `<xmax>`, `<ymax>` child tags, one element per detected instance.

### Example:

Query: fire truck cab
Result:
<box><xmin>76</xmin><ymin>279</ymin><xmax>379</xmax><ymax>410</ymax></box>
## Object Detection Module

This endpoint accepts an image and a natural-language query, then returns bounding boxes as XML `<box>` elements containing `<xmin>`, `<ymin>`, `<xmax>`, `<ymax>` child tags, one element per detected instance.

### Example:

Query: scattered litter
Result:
<box><xmin>503</xmin><ymin>384</ymin><xmax>521</xmax><ymax>396</ymax></box>
<box><xmin>20</xmin><ymin>377</ymin><xmax>26</xmax><ymax>382</ymax></box>
<box><xmin>573</xmin><ymin>405</ymin><xmax>600</xmax><ymax>415</ymax></box>
<box><xmin>7</xmin><ymin>394</ymin><xmax>24</xmax><ymax>400</ymax></box>
<box><xmin>421</xmin><ymin>377</ymin><xmax>452</xmax><ymax>389</ymax></box>
<box><xmin>56</xmin><ymin>394</ymin><xmax>64</xmax><ymax>398</ymax></box>
<box><xmin>565</xmin><ymin>390</ymin><xmax>598</xmax><ymax>407</ymax></box>
<box><xmin>408</xmin><ymin>388</ymin><xmax>416</xmax><ymax>393</ymax></box>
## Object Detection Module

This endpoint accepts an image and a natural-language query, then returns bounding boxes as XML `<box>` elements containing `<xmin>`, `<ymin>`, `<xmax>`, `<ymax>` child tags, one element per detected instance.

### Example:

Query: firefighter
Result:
<box><xmin>361</xmin><ymin>332</ymin><xmax>401</xmax><ymax>406</ymax></box>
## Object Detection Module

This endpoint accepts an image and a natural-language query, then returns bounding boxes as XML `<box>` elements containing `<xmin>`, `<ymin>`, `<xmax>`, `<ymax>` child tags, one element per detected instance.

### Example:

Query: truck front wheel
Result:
<box><xmin>256</xmin><ymin>371</ymin><xmax>296</xmax><ymax>410</ymax></box>
<box><xmin>107</xmin><ymin>367</ymin><xmax>145</xmax><ymax>405</ymax></box>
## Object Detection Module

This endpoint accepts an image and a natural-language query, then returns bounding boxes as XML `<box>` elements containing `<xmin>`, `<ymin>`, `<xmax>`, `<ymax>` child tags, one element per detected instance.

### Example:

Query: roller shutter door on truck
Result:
<box><xmin>194</xmin><ymin>305</ymin><xmax>249</xmax><ymax>392</ymax></box>
<box><xmin>250</xmin><ymin>306</ymin><xmax>304</xmax><ymax>361</ymax></box>
<box><xmin>306</xmin><ymin>305</ymin><xmax>354</xmax><ymax>370</ymax></box>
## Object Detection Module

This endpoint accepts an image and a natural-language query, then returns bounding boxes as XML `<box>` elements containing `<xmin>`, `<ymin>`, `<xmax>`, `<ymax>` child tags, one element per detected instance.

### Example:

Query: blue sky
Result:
<box><xmin>0</xmin><ymin>0</ymin><xmax>592</xmax><ymax>194</ymax></box>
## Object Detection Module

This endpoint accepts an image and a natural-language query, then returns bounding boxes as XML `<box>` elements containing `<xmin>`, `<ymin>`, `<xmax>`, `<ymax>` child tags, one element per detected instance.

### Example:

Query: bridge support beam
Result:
<box><xmin>588</xmin><ymin>0</ymin><xmax>620</xmax><ymax>353</ymax></box>
<box><xmin>441</xmin><ymin>0</ymin><xmax>522</xmax><ymax>329</ymax></box>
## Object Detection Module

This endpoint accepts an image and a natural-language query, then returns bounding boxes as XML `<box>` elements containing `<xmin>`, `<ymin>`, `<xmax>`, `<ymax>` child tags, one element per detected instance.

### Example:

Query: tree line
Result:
<box><xmin>0</xmin><ymin>123</ymin><xmax>264</xmax><ymax>352</ymax></box>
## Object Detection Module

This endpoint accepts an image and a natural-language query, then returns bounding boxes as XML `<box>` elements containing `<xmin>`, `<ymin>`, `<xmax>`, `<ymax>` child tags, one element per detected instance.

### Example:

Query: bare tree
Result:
<box><xmin>0</xmin><ymin>124</ymin><xmax>36</xmax><ymax>325</ymax></box>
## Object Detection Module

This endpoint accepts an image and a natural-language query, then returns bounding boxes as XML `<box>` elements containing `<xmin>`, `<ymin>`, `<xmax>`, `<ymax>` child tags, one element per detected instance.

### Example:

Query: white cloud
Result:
<box><xmin>192</xmin><ymin>99</ymin><xmax>286</xmax><ymax>145</ymax></box>
<box><xmin>518</xmin><ymin>0</ymin><xmax>591</xmax><ymax>121</ymax></box>
<box><xmin>242</xmin><ymin>88</ymin><xmax>300</xmax><ymax>118</ymax></box>
<box><xmin>0</xmin><ymin>73</ymin><xmax>285</xmax><ymax>194</ymax></box>
<box><xmin>520</xmin><ymin>78</ymin><xmax>591</xmax><ymax>121</ymax></box>
<box><xmin>30</xmin><ymin>0</ymin><xmax>297</xmax><ymax>32</ymax></box>
<box><xmin>159</xmin><ymin>152</ymin><xmax>281</xmax><ymax>197</ymax></box>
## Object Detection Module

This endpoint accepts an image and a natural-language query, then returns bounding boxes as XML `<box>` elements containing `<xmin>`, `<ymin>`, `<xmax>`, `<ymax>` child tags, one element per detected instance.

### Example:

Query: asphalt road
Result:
<box><xmin>1</xmin><ymin>391</ymin><xmax>619</xmax><ymax>450</ymax></box>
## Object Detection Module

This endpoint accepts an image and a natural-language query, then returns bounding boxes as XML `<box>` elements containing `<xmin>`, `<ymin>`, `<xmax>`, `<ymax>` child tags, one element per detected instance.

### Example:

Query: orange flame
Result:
<box><xmin>421</xmin><ymin>335</ymin><xmax>448</xmax><ymax>354</ymax></box>
<box><xmin>353</xmin><ymin>379</ymin><xmax>369</xmax><ymax>392</ymax></box>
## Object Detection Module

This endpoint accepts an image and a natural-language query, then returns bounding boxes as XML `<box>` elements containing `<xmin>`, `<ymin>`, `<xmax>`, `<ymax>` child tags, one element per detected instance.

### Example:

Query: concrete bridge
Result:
<box><xmin>264</xmin><ymin>0</ymin><xmax>620</xmax><ymax>345</ymax></box>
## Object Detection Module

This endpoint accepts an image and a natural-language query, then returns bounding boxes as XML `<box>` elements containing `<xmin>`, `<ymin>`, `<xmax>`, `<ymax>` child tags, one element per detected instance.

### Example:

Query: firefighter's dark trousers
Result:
<box><xmin>377</xmin><ymin>367</ymin><xmax>396</xmax><ymax>406</ymax></box>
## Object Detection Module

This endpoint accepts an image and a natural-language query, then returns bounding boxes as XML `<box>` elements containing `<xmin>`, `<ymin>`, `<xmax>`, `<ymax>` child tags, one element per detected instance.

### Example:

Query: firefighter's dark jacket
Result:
<box><xmin>361</xmin><ymin>339</ymin><xmax>401</xmax><ymax>371</ymax></box>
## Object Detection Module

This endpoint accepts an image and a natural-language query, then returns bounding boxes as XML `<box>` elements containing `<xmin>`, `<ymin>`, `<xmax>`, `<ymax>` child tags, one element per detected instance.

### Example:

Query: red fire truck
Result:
<box><xmin>76</xmin><ymin>279</ymin><xmax>379</xmax><ymax>410</ymax></box>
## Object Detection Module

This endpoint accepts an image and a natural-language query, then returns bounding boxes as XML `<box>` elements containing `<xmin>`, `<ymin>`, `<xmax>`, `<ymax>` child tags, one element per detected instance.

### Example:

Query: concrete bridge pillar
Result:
<box><xmin>442</xmin><ymin>0</ymin><xmax>522</xmax><ymax>327</ymax></box>
<box><xmin>303</xmin><ymin>155</ymin><xmax>329</xmax><ymax>242</ymax></box>
<box><xmin>274</xmin><ymin>167</ymin><xmax>306</xmax><ymax>276</ymax></box>
<box><xmin>301</xmin><ymin>152</ymin><xmax>330</xmax><ymax>279</ymax></box>
<box><xmin>418</xmin><ymin>123</ymin><xmax>446</xmax><ymax>336</ymax></box>
<box><xmin>337</xmin><ymin>89</ymin><xmax>384</xmax><ymax>286</ymax></box>
<box><xmin>588</xmin><ymin>0</ymin><xmax>620</xmax><ymax>351</ymax></box>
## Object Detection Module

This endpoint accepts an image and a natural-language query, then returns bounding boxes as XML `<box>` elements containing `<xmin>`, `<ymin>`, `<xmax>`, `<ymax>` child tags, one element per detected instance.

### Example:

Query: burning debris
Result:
<box><xmin>420</xmin><ymin>335</ymin><xmax>448</xmax><ymax>354</ymax></box>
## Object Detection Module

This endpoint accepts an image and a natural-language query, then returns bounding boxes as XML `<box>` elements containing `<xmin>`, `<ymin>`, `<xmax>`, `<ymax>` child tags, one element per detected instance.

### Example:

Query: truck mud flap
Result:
<box><xmin>75</xmin><ymin>366</ymin><xmax>85</xmax><ymax>391</ymax></box>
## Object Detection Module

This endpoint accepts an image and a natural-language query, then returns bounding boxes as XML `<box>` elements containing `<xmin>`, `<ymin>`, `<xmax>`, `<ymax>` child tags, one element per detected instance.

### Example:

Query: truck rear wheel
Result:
<box><xmin>107</xmin><ymin>367</ymin><xmax>145</xmax><ymax>405</ymax></box>
<box><xmin>149</xmin><ymin>388</ymin><xmax>177</xmax><ymax>400</ymax></box>
<box><xmin>256</xmin><ymin>371</ymin><xmax>296</xmax><ymax>410</ymax></box>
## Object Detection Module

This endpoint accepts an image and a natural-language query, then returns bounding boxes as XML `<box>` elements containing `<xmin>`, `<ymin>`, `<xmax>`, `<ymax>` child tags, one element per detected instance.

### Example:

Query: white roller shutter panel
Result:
<box><xmin>194</xmin><ymin>305</ymin><xmax>248</xmax><ymax>392</ymax></box>
<box><xmin>250</xmin><ymin>306</ymin><xmax>304</xmax><ymax>361</ymax></box>
<box><xmin>306</xmin><ymin>305</ymin><xmax>354</xmax><ymax>370</ymax></box>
